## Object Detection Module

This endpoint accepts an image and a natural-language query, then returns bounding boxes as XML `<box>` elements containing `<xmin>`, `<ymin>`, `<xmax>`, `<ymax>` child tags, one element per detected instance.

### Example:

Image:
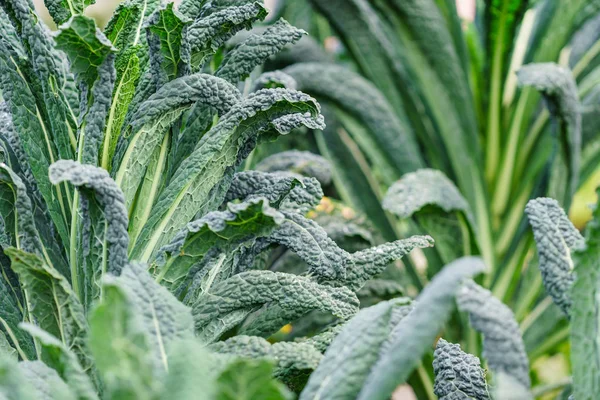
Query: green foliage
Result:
<box><xmin>0</xmin><ymin>0</ymin><xmax>599</xmax><ymax>398</ymax></box>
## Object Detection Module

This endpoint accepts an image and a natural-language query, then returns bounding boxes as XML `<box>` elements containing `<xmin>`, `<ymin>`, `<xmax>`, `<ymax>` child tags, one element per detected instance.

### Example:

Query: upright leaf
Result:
<box><xmin>571</xmin><ymin>186</ymin><xmax>600</xmax><ymax>399</ymax></box>
<box><xmin>457</xmin><ymin>280</ymin><xmax>531</xmax><ymax>392</ymax></box>
<box><xmin>49</xmin><ymin>161</ymin><xmax>128</xmax><ymax>309</ymax></box>
<box><xmin>45</xmin><ymin>0</ymin><xmax>95</xmax><ymax>25</ymax></box>
<box><xmin>525</xmin><ymin>197</ymin><xmax>584</xmax><ymax>317</ymax></box>
<box><xmin>300</xmin><ymin>298</ymin><xmax>412</xmax><ymax>400</ymax></box>
<box><xmin>357</xmin><ymin>257</ymin><xmax>486</xmax><ymax>400</ymax></box>
<box><xmin>432</xmin><ymin>338</ymin><xmax>490</xmax><ymax>400</ymax></box>
<box><xmin>146</xmin><ymin>3</ymin><xmax>192</xmax><ymax>88</ymax></box>
<box><xmin>518</xmin><ymin>63</ymin><xmax>581</xmax><ymax>205</ymax></box>
<box><xmin>6</xmin><ymin>249</ymin><xmax>91</xmax><ymax>373</ymax></box>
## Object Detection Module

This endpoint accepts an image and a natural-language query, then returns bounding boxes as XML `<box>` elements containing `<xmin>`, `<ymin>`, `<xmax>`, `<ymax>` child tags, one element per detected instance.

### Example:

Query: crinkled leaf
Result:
<box><xmin>210</xmin><ymin>335</ymin><xmax>322</xmax><ymax>379</ymax></box>
<box><xmin>256</xmin><ymin>150</ymin><xmax>331</xmax><ymax>186</ymax></box>
<box><xmin>6</xmin><ymin>249</ymin><xmax>92</xmax><ymax>375</ymax></box>
<box><xmin>45</xmin><ymin>0</ymin><xmax>95</xmax><ymax>25</ymax></box>
<box><xmin>251</xmin><ymin>71</ymin><xmax>297</xmax><ymax>91</ymax></box>
<box><xmin>457</xmin><ymin>280</ymin><xmax>531</xmax><ymax>391</ymax></box>
<box><xmin>114</xmin><ymin>73</ymin><xmax>241</xmax><ymax>212</ymax></box>
<box><xmin>54</xmin><ymin>15</ymin><xmax>116</xmax><ymax>88</ymax></box>
<box><xmin>215</xmin><ymin>19</ymin><xmax>305</xmax><ymax>83</ymax></box>
<box><xmin>153</xmin><ymin>198</ymin><xmax>284</xmax><ymax>292</ymax></box>
<box><xmin>49</xmin><ymin>161</ymin><xmax>128</xmax><ymax>308</ymax></box>
<box><xmin>264</xmin><ymin>211</ymin><xmax>433</xmax><ymax>290</ymax></box>
<box><xmin>518</xmin><ymin>63</ymin><xmax>581</xmax><ymax>204</ymax></box>
<box><xmin>432</xmin><ymin>338</ymin><xmax>490</xmax><ymax>400</ymax></box>
<box><xmin>19</xmin><ymin>324</ymin><xmax>98</xmax><ymax>400</ymax></box>
<box><xmin>357</xmin><ymin>257</ymin><xmax>486</xmax><ymax>400</ymax></box>
<box><xmin>186</xmin><ymin>2</ymin><xmax>268</xmax><ymax>67</ymax></box>
<box><xmin>146</xmin><ymin>3</ymin><xmax>192</xmax><ymax>88</ymax></box>
<box><xmin>300</xmin><ymin>298</ymin><xmax>412</xmax><ymax>400</ymax></box>
<box><xmin>224</xmin><ymin>170</ymin><xmax>323</xmax><ymax>213</ymax></box>
<box><xmin>192</xmin><ymin>270</ymin><xmax>359</xmax><ymax>339</ymax></box>
<box><xmin>526</xmin><ymin>197</ymin><xmax>584</xmax><ymax>317</ymax></box>
<box><xmin>130</xmin><ymin>88</ymin><xmax>324</xmax><ymax>263</ymax></box>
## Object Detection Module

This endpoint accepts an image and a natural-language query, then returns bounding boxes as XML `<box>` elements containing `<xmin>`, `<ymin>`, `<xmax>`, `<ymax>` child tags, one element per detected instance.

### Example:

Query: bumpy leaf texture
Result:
<box><xmin>432</xmin><ymin>338</ymin><xmax>490</xmax><ymax>400</ymax></box>
<box><xmin>457</xmin><ymin>280</ymin><xmax>531</xmax><ymax>391</ymax></box>
<box><xmin>526</xmin><ymin>197</ymin><xmax>584</xmax><ymax>316</ymax></box>
<box><xmin>251</xmin><ymin>71</ymin><xmax>298</xmax><ymax>91</ymax></box>
<box><xmin>256</xmin><ymin>150</ymin><xmax>332</xmax><ymax>186</ymax></box>
<box><xmin>357</xmin><ymin>257</ymin><xmax>486</xmax><ymax>400</ymax></box>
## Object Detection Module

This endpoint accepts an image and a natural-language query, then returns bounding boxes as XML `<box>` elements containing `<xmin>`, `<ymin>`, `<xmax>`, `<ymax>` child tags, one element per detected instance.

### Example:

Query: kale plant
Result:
<box><xmin>1</xmin><ymin>0</ymin><xmax>600</xmax><ymax>399</ymax></box>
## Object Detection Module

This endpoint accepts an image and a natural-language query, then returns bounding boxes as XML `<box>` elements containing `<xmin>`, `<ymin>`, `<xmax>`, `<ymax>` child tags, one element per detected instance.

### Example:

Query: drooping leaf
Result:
<box><xmin>146</xmin><ymin>3</ymin><xmax>192</xmax><ymax>88</ymax></box>
<box><xmin>262</xmin><ymin>211</ymin><xmax>433</xmax><ymax>290</ymax></box>
<box><xmin>255</xmin><ymin>150</ymin><xmax>331</xmax><ymax>187</ymax></box>
<box><xmin>129</xmin><ymin>88</ymin><xmax>325</xmax><ymax>263</ymax></box>
<box><xmin>457</xmin><ymin>280</ymin><xmax>531</xmax><ymax>392</ymax></box>
<box><xmin>19</xmin><ymin>361</ymin><xmax>76</xmax><ymax>400</ymax></box>
<box><xmin>215</xmin><ymin>19</ymin><xmax>305</xmax><ymax>83</ymax></box>
<box><xmin>49</xmin><ymin>161</ymin><xmax>128</xmax><ymax>309</ymax></box>
<box><xmin>383</xmin><ymin>168</ymin><xmax>472</xmax><ymax>266</ymax></box>
<box><xmin>525</xmin><ymin>197</ymin><xmax>585</xmax><ymax>317</ymax></box>
<box><xmin>357</xmin><ymin>257</ymin><xmax>486</xmax><ymax>400</ymax></box>
<box><xmin>284</xmin><ymin>62</ymin><xmax>423</xmax><ymax>183</ymax></box>
<box><xmin>186</xmin><ymin>2</ymin><xmax>268</xmax><ymax>67</ymax></box>
<box><xmin>19</xmin><ymin>324</ymin><xmax>98</xmax><ymax>400</ymax></box>
<box><xmin>300</xmin><ymin>298</ymin><xmax>412</xmax><ymax>400</ymax></box>
<box><xmin>6</xmin><ymin>249</ymin><xmax>92</xmax><ymax>375</ymax></box>
<box><xmin>571</xmin><ymin>186</ymin><xmax>600</xmax><ymax>398</ymax></box>
<box><xmin>153</xmin><ymin>198</ymin><xmax>284</xmax><ymax>292</ymax></box>
<box><xmin>518</xmin><ymin>63</ymin><xmax>581</xmax><ymax>205</ymax></box>
<box><xmin>214</xmin><ymin>358</ymin><xmax>293</xmax><ymax>400</ymax></box>
<box><xmin>224</xmin><ymin>170</ymin><xmax>323</xmax><ymax>213</ymax></box>
<box><xmin>251</xmin><ymin>71</ymin><xmax>298</xmax><ymax>91</ymax></box>
<box><xmin>192</xmin><ymin>270</ymin><xmax>359</xmax><ymax>340</ymax></box>
<box><xmin>211</xmin><ymin>335</ymin><xmax>322</xmax><ymax>379</ymax></box>
<box><xmin>114</xmin><ymin>73</ymin><xmax>241</xmax><ymax>212</ymax></box>
<box><xmin>432</xmin><ymin>338</ymin><xmax>490</xmax><ymax>400</ymax></box>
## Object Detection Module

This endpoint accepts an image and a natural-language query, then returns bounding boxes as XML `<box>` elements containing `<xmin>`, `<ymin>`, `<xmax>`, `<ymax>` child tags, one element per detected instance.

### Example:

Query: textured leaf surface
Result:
<box><xmin>518</xmin><ymin>63</ymin><xmax>581</xmax><ymax>202</ymax></box>
<box><xmin>571</xmin><ymin>187</ymin><xmax>600</xmax><ymax>399</ymax></box>
<box><xmin>55</xmin><ymin>15</ymin><xmax>116</xmax><ymax>87</ymax></box>
<box><xmin>300</xmin><ymin>298</ymin><xmax>412</xmax><ymax>400</ymax></box>
<box><xmin>211</xmin><ymin>335</ymin><xmax>322</xmax><ymax>378</ymax></box>
<box><xmin>251</xmin><ymin>71</ymin><xmax>297</xmax><ymax>91</ymax></box>
<box><xmin>215</xmin><ymin>19</ymin><xmax>305</xmax><ymax>83</ymax></box>
<box><xmin>193</xmin><ymin>271</ymin><xmax>359</xmax><ymax>338</ymax></box>
<box><xmin>383</xmin><ymin>169</ymin><xmax>469</xmax><ymax>218</ymax></box>
<box><xmin>115</xmin><ymin>73</ymin><xmax>241</xmax><ymax>212</ymax></box>
<box><xmin>357</xmin><ymin>257</ymin><xmax>486</xmax><ymax>400</ymax></box>
<box><xmin>264</xmin><ymin>211</ymin><xmax>433</xmax><ymax>290</ymax></box>
<box><xmin>6</xmin><ymin>250</ymin><xmax>92</xmax><ymax>375</ymax></box>
<box><xmin>256</xmin><ymin>150</ymin><xmax>331</xmax><ymax>186</ymax></box>
<box><xmin>187</xmin><ymin>2</ymin><xmax>268</xmax><ymax>67</ymax></box>
<box><xmin>130</xmin><ymin>88</ymin><xmax>325</xmax><ymax>262</ymax></box>
<box><xmin>284</xmin><ymin>62</ymin><xmax>423</xmax><ymax>182</ymax></box>
<box><xmin>457</xmin><ymin>280</ymin><xmax>531</xmax><ymax>390</ymax></box>
<box><xmin>146</xmin><ymin>3</ymin><xmax>191</xmax><ymax>88</ymax></box>
<box><xmin>224</xmin><ymin>170</ymin><xmax>323</xmax><ymax>213</ymax></box>
<box><xmin>432</xmin><ymin>338</ymin><xmax>490</xmax><ymax>400</ymax></box>
<box><xmin>153</xmin><ymin>198</ymin><xmax>284</xmax><ymax>291</ymax></box>
<box><xmin>45</xmin><ymin>0</ymin><xmax>94</xmax><ymax>24</ymax></box>
<box><xmin>525</xmin><ymin>198</ymin><xmax>584</xmax><ymax>316</ymax></box>
<box><xmin>215</xmin><ymin>358</ymin><xmax>293</xmax><ymax>400</ymax></box>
